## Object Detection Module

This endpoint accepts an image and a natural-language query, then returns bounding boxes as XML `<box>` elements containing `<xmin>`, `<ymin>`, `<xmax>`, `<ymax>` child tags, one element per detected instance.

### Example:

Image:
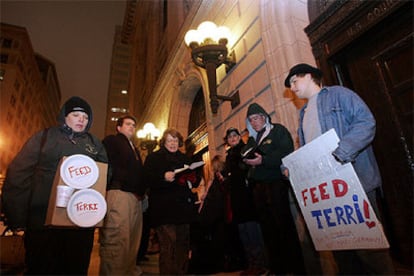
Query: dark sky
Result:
<box><xmin>2</xmin><ymin>0</ymin><xmax>126</xmax><ymax>139</ymax></box>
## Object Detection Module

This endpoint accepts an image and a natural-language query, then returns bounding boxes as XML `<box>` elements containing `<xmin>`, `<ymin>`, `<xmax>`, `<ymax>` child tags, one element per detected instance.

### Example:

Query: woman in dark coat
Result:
<box><xmin>2</xmin><ymin>96</ymin><xmax>108</xmax><ymax>275</ymax></box>
<box><xmin>224</xmin><ymin>127</ymin><xmax>267</xmax><ymax>274</ymax></box>
<box><xmin>144</xmin><ymin>128</ymin><xmax>197</xmax><ymax>274</ymax></box>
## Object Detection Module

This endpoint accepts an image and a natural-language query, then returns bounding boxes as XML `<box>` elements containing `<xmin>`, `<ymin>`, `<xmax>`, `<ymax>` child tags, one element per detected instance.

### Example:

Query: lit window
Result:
<box><xmin>111</xmin><ymin>107</ymin><xmax>128</xmax><ymax>113</ymax></box>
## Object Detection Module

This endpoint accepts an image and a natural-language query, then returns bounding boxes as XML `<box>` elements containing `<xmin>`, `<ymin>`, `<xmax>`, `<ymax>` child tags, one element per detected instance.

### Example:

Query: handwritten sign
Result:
<box><xmin>60</xmin><ymin>154</ymin><xmax>99</xmax><ymax>189</ymax></box>
<box><xmin>74</xmin><ymin>202</ymin><xmax>99</xmax><ymax>211</ymax></box>
<box><xmin>282</xmin><ymin>129</ymin><xmax>389</xmax><ymax>250</ymax></box>
<box><xmin>66</xmin><ymin>189</ymin><xmax>107</xmax><ymax>227</ymax></box>
<box><xmin>68</xmin><ymin>165</ymin><xmax>92</xmax><ymax>178</ymax></box>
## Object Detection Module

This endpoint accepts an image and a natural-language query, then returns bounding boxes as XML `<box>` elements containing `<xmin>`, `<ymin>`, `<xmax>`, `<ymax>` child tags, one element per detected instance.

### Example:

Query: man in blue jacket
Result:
<box><xmin>285</xmin><ymin>63</ymin><xmax>394</xmax><ymax>274</ymax></box>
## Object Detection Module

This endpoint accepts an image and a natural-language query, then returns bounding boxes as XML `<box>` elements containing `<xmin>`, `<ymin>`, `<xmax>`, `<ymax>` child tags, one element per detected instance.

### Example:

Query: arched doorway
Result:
<box><xmin>186</xmin><ymin>87</ymin><xmax>210</xmax><ymax>181</ymax></box>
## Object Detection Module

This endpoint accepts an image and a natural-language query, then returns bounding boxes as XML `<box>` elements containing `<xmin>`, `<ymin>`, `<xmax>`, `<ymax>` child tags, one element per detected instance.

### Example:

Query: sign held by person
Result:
<box><xmin>282</xmin><ymin>129</ymin><xmax>389</xmax><ymax>251</ymax></box>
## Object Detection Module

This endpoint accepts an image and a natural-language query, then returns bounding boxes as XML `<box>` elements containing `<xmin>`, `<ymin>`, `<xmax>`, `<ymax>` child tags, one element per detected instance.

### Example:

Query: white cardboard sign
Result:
<box><xmin>282</xmin><ymin>129</ymin><xmax>389</xmax><ymax>251</ymax></box>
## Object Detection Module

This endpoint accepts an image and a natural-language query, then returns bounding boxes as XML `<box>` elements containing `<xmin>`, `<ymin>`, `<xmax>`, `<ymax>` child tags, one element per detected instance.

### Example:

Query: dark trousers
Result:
<box><xmin>137</xmin><ymin>211</ymin><xmax>151</xmax><ymax>261</ymax></box>
<box><xmin>252</xmin><ymin>180</ymin><xmax>306</xmax><ymax>274</ymax></box>
<box><xmin>156</xmin><ymin>224</ymin><xmax>190</xmax><ymax>275</ymax></box>
<box><xmin>25</xmin><ymin>227</ymin><xmax>95</xmax><ymax>275</ymax></box>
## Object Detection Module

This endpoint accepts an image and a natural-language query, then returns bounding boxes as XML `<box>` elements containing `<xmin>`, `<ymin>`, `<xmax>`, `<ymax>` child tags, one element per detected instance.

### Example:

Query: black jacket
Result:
<box><xmin>244</xmin><ymin>103</ymin><xmax>294</xmax><ymax>182</ymax></box>
<box><xmin>243</xmin><ymin>125</ymin><xmax>294</xmax><ymax>182</ymax></box>
<box><xmin>103</xmin><ymin>133</ymin><xmax>145</xmax><ymax>196</ymax></box>
<box><xmin>226</xmin><ymin>141</ymin><xmax>257</xmax><ymax>223</ymax></box>
<box><xmin>144</xmin><ymin>147</ymin><xmax>196</xmax><ymax>227</ymax></box>
<box><xmin>2</xmin><ymin>98</ymin><xmax>108</xmax><ymax>229</ymax></box>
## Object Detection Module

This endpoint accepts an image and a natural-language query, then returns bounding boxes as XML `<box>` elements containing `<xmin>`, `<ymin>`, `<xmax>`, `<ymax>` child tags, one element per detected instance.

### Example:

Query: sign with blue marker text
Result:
<box><xmin>282</xmin><ymin>129</ymin><xmax>389</xmax><ymax>251</ymax></box>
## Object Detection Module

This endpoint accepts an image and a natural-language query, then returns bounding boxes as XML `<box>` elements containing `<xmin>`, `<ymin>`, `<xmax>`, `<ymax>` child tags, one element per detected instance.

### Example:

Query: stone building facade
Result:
<box><xmin>122</xmin><ymin>0</ymin><xmax>412</xmax><ymax>267</ymax></box>
<box><xmin>0</xmin><ymin>23</ymin><xmax>61</xmax><ymax>181</ymax></box>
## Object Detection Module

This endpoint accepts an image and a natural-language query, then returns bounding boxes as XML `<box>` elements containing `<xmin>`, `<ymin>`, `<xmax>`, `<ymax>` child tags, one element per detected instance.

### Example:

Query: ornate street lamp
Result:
<box><xmin>185</xmin><ymin>21</ymin><xmax>239</xmax><ymax>114</ymax></box>
<box><xmin>136</xmin><ymin>122</ymin><xmax>160</xmax><ymax>153</ymax></box>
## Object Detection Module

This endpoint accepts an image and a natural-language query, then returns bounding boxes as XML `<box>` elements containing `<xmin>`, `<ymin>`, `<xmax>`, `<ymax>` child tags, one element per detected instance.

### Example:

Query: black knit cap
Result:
<box><xmin>224</xmin><ymin>127</ymin><xmax>240</xmax><ymax>139</ymax></box>
<box><xmin>64</xmin><ymin>96</ymin><xmax>92</xmax><ymax>117</ymax></box>
<box><xmin>246</xmin><ymin>103</ymin><xmax>267</xmax><ymax>117</ymax></box>
<box><xmin>284</xmin><ymin>63</ymin><xmax>322</xmax><ymax>88</ymax></box>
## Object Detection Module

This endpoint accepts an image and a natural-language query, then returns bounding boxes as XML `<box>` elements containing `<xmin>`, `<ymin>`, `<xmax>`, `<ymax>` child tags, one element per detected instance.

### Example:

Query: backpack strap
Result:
<box><xmin>36</xmin><ymin>128</ymin><xmax>49</xmax><ymax>164</ymax></box>
<box><xmin>40</xmin><ymin>128</ymin><xmax>49</xmax><ymax>153</ymax></box>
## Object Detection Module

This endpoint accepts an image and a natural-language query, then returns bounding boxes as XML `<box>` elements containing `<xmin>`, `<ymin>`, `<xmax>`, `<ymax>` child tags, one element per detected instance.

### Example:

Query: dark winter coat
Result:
<box><xmin>1</xmin><ymin>98</ymin><xmax>108</xmax><ymax>230</ymax></box>
<box><xmin>103</xmin><ymin>133</ymin><xmax>145</xmax><ymax>196</ymax></box>
<box><xmin>244</xmin><ymin>104</ymin><xmax>294</xmax><ymax>182</ymax></box>
<box><xmin>144</xmin><ymin>147</ymin><xmax>197</xmax><ymax>227</ymax></box>
<box><xmin>198</xmin><ymin>175</ymin><xmax>226</xmax><ymax>226</ymax></box>
<box><xmin>225</xmin><ymin>141</ymin><xmax>257</xmax><ymax>223</ymax></box>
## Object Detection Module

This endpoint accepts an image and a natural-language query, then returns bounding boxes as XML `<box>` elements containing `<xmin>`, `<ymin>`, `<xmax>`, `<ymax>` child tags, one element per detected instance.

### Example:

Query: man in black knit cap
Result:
<box><xmin>242</xmin><ymin>103</ymin><xmax>305</xmax><ymax>275</ymax></box>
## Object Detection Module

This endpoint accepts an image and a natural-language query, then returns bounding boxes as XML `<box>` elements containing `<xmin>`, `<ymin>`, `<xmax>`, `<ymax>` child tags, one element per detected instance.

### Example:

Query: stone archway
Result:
<box><xmin>174</xmin><ymin>72</ymin><xmax>211</xmax><ymax>180</ymax></box>
<box><xmin>167</xmin><ymin>72</ymin><xmax>199</xmax><ymax>131</ymax></box>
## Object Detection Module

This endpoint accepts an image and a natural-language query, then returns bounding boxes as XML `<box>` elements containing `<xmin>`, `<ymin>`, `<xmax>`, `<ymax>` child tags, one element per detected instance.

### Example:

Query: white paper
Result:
<box><xmin>282</xmin><ymin>129</ymin><xmax>389</xmax><ymax>251</ymax></box>
<box><xmin>174</xmin><ymin>165</ymin><xmax>190</xmax><ymax>174</ymax></box>
<box><xmin>241</xmin><ymin>147</ymin><xmax>254</xmax><ymax>158</ymax></box>
<box><xmin>174</xmin><ymin>160</ymin><xmax>205</xmax><ymax>174</ymax></box>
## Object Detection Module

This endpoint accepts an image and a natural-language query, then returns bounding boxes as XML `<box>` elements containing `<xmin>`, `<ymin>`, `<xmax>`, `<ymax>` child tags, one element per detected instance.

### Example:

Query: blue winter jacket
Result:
<box><xmin>298</xmin><ymin>86</ymin><xmax>382</xmax><ymax>193</ymax></box>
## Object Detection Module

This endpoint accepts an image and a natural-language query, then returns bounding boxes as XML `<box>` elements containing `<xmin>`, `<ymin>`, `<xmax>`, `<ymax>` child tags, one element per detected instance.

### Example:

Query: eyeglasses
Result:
<box><xmin>166</xmin><ymin>138</ymin><xmax>179</xmax><ymax>144</ymax></box>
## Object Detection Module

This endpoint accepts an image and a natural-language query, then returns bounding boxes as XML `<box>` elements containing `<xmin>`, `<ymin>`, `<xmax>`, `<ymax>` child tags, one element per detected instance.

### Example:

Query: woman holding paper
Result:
<box><xmin>144</xmin><ymin>128</ymin><xmax>198</xmax><ymax>274</ymax></box>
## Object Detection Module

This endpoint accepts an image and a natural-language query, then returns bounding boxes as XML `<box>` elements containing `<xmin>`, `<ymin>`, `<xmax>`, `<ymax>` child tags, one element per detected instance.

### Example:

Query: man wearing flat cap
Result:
<box><xmin>284</xmin><ymin>63</ymin><xmax>394</xmax><ymax>274</ymax></box>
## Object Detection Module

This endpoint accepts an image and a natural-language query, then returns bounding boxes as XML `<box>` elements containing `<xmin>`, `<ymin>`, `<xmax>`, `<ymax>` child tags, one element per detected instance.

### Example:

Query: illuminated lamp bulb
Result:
<box><xmin>184</xmin><ymin>29</ymin><xmax>201</xmax><ymax>48</ymax></box>
<box><xmin>197</xmin><ymin>21</ymin><xmax>217</xmax><ymax>44</ymax></box>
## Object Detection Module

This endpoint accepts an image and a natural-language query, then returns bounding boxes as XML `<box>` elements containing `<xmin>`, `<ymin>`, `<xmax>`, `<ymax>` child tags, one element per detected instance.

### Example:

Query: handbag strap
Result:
<box><xmin>33</xmin><ymin>127</ymin><xmax>49</xmax><ymax>167</ymax></box>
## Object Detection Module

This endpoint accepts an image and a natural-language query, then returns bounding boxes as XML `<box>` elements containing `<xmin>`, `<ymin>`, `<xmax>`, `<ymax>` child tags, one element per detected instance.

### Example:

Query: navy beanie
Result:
<box><xmin>64</xmin><ymin>96</ymin><xmax>92</xmax><ymax>117</ymax></box>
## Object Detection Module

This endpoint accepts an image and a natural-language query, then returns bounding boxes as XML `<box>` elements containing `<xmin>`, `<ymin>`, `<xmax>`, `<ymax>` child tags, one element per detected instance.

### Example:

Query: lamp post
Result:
<box><xmin>185</xmin><ymin>21</ymin><xmax>239</xmax><ymax>114</ymax></box>
<box><xmin>137</xmin><ymin>122</ymin><xmax>160</xmax><ymax>153</ymax></box>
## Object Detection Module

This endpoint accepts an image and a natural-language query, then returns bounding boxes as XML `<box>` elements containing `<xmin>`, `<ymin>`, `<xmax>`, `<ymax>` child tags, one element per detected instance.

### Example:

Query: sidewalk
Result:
<box><xmin>88</xmin><ymin>229</ymin><xmax>160</xmax><ymax>275</ymax></box>
<box><xmin>87</xmin><ymin>229</ymin><xmax>240</xmax><ymax>276</ymax></box>
<box><xmin>88</xmin><ymin>229</ymin><xmax>412</xmax><ymax>275</ymax></box>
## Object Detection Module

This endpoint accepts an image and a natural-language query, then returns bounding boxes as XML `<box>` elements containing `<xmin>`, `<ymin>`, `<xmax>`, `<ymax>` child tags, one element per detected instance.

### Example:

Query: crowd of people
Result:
<box><xmin>1</xmin><ymin>63</ymin><xmax>395</xmax><ymax>275</ymax></box>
